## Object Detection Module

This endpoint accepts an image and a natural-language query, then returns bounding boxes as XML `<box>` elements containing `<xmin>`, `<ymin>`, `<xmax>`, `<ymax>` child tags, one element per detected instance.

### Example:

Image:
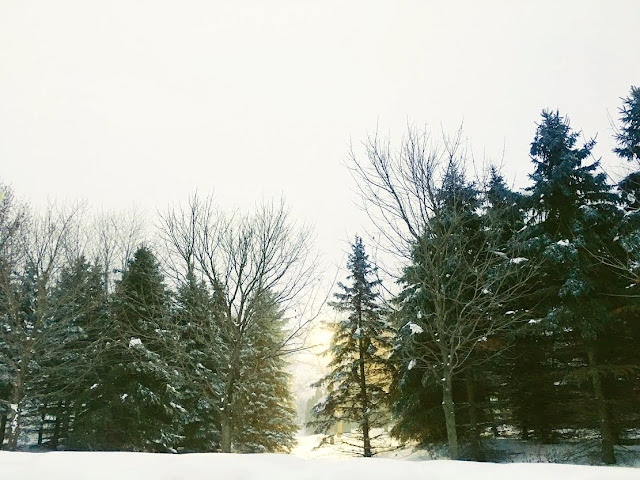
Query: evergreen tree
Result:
<box><xmin>610</xmin><ymin>86</ymin><xmax>640</xmax><ymax>449</ymax></box>
<box><xmin>71</xmin><ymin>246</ymin><xmax>184</xmax><ymax>452</ymax></box>
<box><xmin>393</xmin><ymin>169</ymin><xmax>483</xmax><ymax>460</ymax></box>
<box><xmin>614</xmin><ymin>86</ymin><xmax>640</xmax><ymax>164</ymax></box>
<box><xmin>233</xmin><ymin>293</ymin><xmax>298</xmax><ymax>453</ymax></box>
<box><xmin>393</xmin><ymin>165</ymin><xmax>534</xmax><ymax>460</ymax></box>
<box><xmin>172</xmin><ymin>271</ymin><xmax>223</xmax><ymax>452</ymax></box>
<box><xmin>484</xmin><ymin>168</ymin><xmax>560</xmax><ymax>444</ymax></box>
<box><xmin>0</xmin><ymin>262</ymin><xmax>40</xmax><ymax>450</ymax></box>
<box><xmin>523</xmin><ymin>110</ymin><xmax>626</xmax><ymax>463</ymax></box>
<box><xmin>34</xmin><ymin>256</ymin><xmax>107</xmax><ymax>449</ymax></box>
<box><xmin>310</xmin><ymin>236</ymin><xmax>394</xmax><ymax>457</ymax></box>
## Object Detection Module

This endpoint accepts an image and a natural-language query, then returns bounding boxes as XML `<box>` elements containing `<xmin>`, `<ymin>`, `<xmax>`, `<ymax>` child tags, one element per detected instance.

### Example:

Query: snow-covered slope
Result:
<box><xmin>1</xmin><ymin>451</ymin><xmax>637</xmax><ymax>480</ymax></box>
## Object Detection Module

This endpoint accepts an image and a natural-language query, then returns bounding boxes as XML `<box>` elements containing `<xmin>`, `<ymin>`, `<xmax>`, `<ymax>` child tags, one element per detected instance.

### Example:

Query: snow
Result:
<box><xmin>1</xmin><ymin>450</ymin><xmax>637</xmax><ymax>480</ymax></box>
<box><xmin>556</xmin><ymin>239</ymin><xmax>570</xmax><ymax>247</ymax></box>
<box><xmin>510</xmin><ymin>257</ymin><xmax>528</xmax><ymax>264</ymax></box>
<box><xmin>128</xmin><ymin>337</ymin><xmax>142</xmax><ymax>347</ymax></box>
<box><xmin>407</xmin><ymin>359</ymin><xmax>416</xmax><ymax>370</ymax></box>
<box><xmin>405</xmin><ymin>322</ymin><xmax>424</xmax><ymax>335</ymax></box>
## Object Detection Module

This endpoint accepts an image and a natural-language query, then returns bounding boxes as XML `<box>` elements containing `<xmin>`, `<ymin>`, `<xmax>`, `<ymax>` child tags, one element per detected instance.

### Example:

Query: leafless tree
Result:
<box><xmin>349</xmin><ymin>126</ymin><xmax>537</xmax><ymax>459</ymax></box>
<box><xmin>88</xmin><ymin>208</ymin><xmax>146</xmax><ymax>293</ymax></box>
<box><xmin>159</xmin><ymin>193</ymin><xmax>322</xmax><ymax>452</ymax></box>
<box><xmin>0</xmin><ymin>200</ymin><xmax>83</xmax><ymax>450</ymax></box>
<box><xmin>0</xmin><ymin>183</ymin><xmax>29</xmax><ymax>448</ymax></box>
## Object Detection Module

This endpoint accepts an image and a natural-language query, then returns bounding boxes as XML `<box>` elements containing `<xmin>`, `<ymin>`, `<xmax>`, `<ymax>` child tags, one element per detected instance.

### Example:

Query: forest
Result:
<box><xmin>1</xmin><ymin>85</ymin><xmax>639</xmax><ymax>466</ymax></box>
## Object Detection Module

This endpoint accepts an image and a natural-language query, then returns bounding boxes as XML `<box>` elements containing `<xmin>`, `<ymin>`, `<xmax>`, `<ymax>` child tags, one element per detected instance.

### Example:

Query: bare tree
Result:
<box><xmin>349</xmin><ymin>127</ymin><xmax>537</xmax><ymax>459</ymax></box>
<box><xmin>0</xmin><ymin>183</ymin><xmax>29</xmax><ymax>448</ymax></box>
<box><xmin>159</xmin><ymin>194</ymin><xmax>322</xmax><ymax>452</ymax></box>
<box><xmin>0</xmin><ymin>201</ymin><xmax>83</xmax><ymax>450</ymax></box>
<box><xmin>88</xmin><ymin>208</ymin><xmax>146</xmax><ymax>293</ymax></box>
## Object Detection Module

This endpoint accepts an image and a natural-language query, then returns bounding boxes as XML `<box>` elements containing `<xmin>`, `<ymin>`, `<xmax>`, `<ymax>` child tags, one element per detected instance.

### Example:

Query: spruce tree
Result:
<box><xmin>310</xmin><ymin>236</ymin><xmax>394</xmax><ymax>457</ymax></box>
<box><xmin>523</xmin><ymin>110</ymin><xmax>625</xmax><ymax>463</ymax></box>
<box><xmin>393</xmin><ymin>165</ymin><xmax>535</xmax><ymax>460</ymax></box>
<box><xmin>394</xmin><ymin>169</ymin><xmax>483</xmax><ymax>460</ymax></box>
<box><xmin>72</xmin><ymin>246</ymin><xmax>184</xmax><ymax>451</ymax></box>
<box><xmin>610</xmin><ymin>86</ymin><xmax>640</xmax><ymax>446</ymax></box>
<box><xmin>614</xmin><ymin>86</ymin><xmax>640</xmax><ymax>165</ymax></box>
<box><xmin>173</xmin><ymin>271</ymin><xmax>223</xmax><ymax>452</ymax></box>
<box><xmin>233</xmin><ymin>293</ymin><xmax>298</xmax><ymax>453</ymax></box>
<box><xmin>35</xmin><ymin>256</ymin><xmax>107</xmax><ymax>449</ymax></box>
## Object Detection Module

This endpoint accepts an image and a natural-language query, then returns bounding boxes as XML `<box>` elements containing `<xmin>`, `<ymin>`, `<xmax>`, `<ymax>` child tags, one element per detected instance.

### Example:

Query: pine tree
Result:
<box><xmin>173</xmin><ymin>271</ymin><xmax>223</xmax><ymax>452</ymax></box>
<box><xmin>0</xmin><ymin>261</ymin><xmax>40</xmax><ymax>450</ymax></box>
<box><xmin>310</xmin><ymin>236</ymin><xmax>394</xmax><ymax>457</ymax></box>
<box><xmin>523</xmin><ymin>110</ymin><xmax>626</xmax><ymax>463</ymax></box>
<box><xmin>609</xmin><ymin>86</ymin><xmax>640</xmax><ymax>448</ymax></box>
<box><xmin>71</xmin><ymin>246</ymin><xmax>185</xmax><ymax>452</ymax></box>
<box><xmin>233</xmin><ymin>293</ymin><xmax>298</xmax><ymax>453</ymax></box>
<box><xmin>393</xmin><ymin>165</ymin><xmax>535</xmax><ymax>460</ymax></box>
<box><xmin>34</xmin><ymin>256</ymin><xmax>107</xmax><ymax>449</ymax></box>
<box><xmin>615</xmin><ymin>86</ymin><xmax>640</xmax><ymax>165</ymax></box>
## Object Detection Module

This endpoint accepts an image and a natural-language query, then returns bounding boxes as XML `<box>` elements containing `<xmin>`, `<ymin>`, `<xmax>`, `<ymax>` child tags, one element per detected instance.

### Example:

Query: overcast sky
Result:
<box><xmin>2</xmin><ymin>0</ymin><xmax>639</xmax><ymax>272</ymax></box>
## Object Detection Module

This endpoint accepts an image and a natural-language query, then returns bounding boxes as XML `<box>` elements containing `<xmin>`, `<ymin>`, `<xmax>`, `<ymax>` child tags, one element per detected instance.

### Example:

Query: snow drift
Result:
<box><xmin>1</xmin><ymin>451</ymin><xmax>637</xmax><ymax>480</ymax></box>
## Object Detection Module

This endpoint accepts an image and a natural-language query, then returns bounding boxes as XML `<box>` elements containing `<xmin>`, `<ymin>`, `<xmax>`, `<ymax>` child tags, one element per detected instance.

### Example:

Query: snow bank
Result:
<box><xmin>1</xmin><ymin>451</ymin><xmax>637</xmax><ymax>480</ymax></box>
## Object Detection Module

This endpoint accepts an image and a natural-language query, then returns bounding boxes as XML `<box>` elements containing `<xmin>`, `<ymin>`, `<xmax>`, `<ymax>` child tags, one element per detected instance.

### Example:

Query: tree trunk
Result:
<box><xmin>587</xmin><ymin>345</ymin><xmax>616</xmax><ymax>465</ymax></box>
<box><xmin>62</xmin><ymin>401</ymin><xmax>71</xmax><ymax>443</ymax></box>
<box><xmin>465</xmin><ymin>369</ymin><xmax>485</xmax><ymax>462</ymax></box>
<box><xmin>358</xmin><ymin>335</ymin><xmax>371</xmax><ymax>457</ymax></box>
<box><xmin>38</xmin><ymin>407</ymin><xmax>46</xmax><ymax>446</ymax></box>
<box><xmin>51</xmin><ymin>401</ymin><xmax>62</xmax><ymax>450</ymax></box>
<box><xmin>6</xmin><ymin>374</ymin><xmax>25</xmax><ymax>451</ymax></box>
<box><xmin>441</xmin><ymin>368</ymin><xmax>460</xmax><ymax>460</ymax></box>
<box><xmin>220</xmin><ymin>412</ymin><xmax>232</xmax><ymax>453</ymax></box>
<box><xmin>0</xmin><ymin>413</ymin><xmax>7</xmax><ymax>449</ymax></box>
<box><xmin>487</xmin><ymin>397</ymin><xmax>499</xmax><ymax>438</ymax></box>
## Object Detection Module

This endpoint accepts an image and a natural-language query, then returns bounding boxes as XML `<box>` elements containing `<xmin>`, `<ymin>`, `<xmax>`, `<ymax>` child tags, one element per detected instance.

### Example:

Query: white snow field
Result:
<box><xmin>1</xmin><ymin>450</ymin><xmax>638</xmax><ymax>480</ymax></box>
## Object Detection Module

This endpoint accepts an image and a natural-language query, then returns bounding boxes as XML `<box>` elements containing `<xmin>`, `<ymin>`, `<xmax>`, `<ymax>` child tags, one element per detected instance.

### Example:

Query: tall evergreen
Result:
<box><xmin>0</xmin><ymin>262</ymin><xmax>40</xmax><ymax>450</ymax></box>
<box><xmin>71</xmin><ymin>246</ymin><xmax>184</xmax><ymax>452</ymax></box>
<box><xmin>310</xmin><ymin>236</ymin><xmax>394</xmax><ymax>457</ymax></box>
<box><xmin>615</xmin><ymin>86</ymin><xmax>640</xmax><ymax>165</ymax></box>
<box><xmin>233</xmin><ymin>293</ymin><xmax>298</xmax><ymax>453</ymax></box>
<box><xmin>173</xmin><ymin>271</ymin><xmax>223</xmax><ymax>452</ymax></box>
<box><xmin>523</xmin><ymin>110</ymin><xmax>626</xmax><ymax>463</ymax></box>
<box><xmin>35</xmin><ymin>256</ymin><xmax>107</xmax><ymax>449</ymax></box>
<box><xmin>611</xmin><ymin>85</ymin><xmax>640</xmax><ymax>447</ymax></box>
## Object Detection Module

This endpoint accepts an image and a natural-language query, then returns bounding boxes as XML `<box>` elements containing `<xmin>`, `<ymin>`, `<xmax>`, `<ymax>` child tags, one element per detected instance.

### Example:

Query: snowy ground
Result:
<box><xmin>2</xmin><ymin>435</ymin><xmax>639</xmax><ymax>480</ymax></box>
<box><xmin>2</xmin><ymin>449</ymin><xmax>639</xmax><ymax>480</ymax></box>
<box><xmin>294</xmin><ymin>432</ymin><xmax>640</xmax><ymax>465</ymax></box>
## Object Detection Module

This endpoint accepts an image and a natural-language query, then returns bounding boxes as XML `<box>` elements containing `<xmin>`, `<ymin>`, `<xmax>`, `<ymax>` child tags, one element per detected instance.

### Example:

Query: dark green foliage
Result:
<box><xmin>391</xmin><ymin>167</ymin><xmax>520</xmax><ymax>461</ymax></box>
<box><xmin>615</xmin><ymin>86</ymin><xmax>640</xmax><ymax>164</ymax></box>
<box><xmin>310</xmin><ymin>237</ymin><xmax>394</xmax><ymax>456</ymax></box>
<box><xmin>389</xmin><ymin>352</ymin><xmax>447</xmax><ymax>445</ymax></box>
<box><xmin>233</xmin><ymin>293</ymin><xmax>298</xmax><ymax>453</ymax></box>
<box><xmin>516</xmin><ymin>110</ymin><xmax>633</xmax><ymax>463</ymax></box>
<box><xmin>34</xmin><ymin>257</ymin><xmax>108</xmax><ymax>449</ymax></box>
<box><xmin>71</xmin><ymin>246</ymin><xmax>185</xmax><ymax>452</ymax></box>
<box><xmin>172</xmin><ymin>272</ymin><xmax>222</xmax><ymax>452</ymax></box>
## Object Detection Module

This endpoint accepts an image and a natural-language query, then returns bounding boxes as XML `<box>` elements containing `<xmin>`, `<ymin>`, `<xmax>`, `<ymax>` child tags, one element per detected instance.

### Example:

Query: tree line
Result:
<box><xmin>310</xmin><ymin>86</ymin><xmax>640</xmax><ymax>465</ymax></box>
<box><xmin>0</xmin><ymin>194</ymin><xmax>319</xmax><ymax>453</ymax></box>
<box><xmin>1</xmin><ymin>85</ymin><xmax>638</xmax><ymax>463</ymax></box>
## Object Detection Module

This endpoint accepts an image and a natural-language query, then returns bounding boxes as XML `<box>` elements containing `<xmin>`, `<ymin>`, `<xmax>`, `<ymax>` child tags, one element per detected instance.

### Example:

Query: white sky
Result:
<box><xmin>2</xmin><ymin>0</ymin><xmax>639</xmax><ymax>269</ymax></box>
<box><xmin>2</xmin><ymin>0</ymin><xmax>639</xmax><ymax>401</ymax></box>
